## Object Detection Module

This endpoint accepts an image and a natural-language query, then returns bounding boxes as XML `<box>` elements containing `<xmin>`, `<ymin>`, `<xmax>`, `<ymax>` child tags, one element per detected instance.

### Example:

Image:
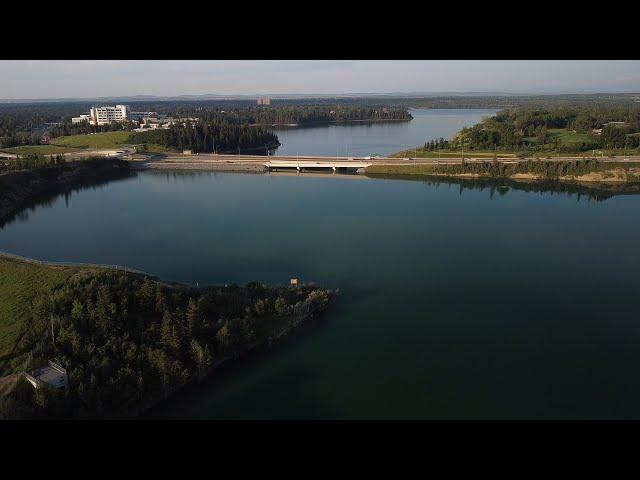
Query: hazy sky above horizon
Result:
<box><xmin>1</xmin><ymin>60</ymin><xmax>639</xmax><ymax>99</ymax></box>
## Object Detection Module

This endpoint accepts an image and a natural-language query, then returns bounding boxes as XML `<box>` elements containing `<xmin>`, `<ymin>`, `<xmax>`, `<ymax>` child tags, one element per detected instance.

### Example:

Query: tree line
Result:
<box><xmin>194</xmin><ymin>105</ymin><xmax>412</xmax><ymax>126</ymax></box>
<box><xmin>129</xmin><ymin>120</ymin><xmax>280</xmax><ymax>153</ymax></box>
<box><xmin>0</xmin><ymin>153</ymin><xmax>66</xmax><ymax>172</ymax></box>
<box><xmin>422</xmin><ymin>138</ymin><xmax>451</xmax><ymax>151</ymax></box>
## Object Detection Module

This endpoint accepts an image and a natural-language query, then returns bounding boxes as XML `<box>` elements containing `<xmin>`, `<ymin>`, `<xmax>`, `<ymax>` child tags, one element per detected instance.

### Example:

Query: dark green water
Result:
<box><xmin>2</xmin><ymin>171</ymin><xmax>640</xmax><ymax>419</ymax></box>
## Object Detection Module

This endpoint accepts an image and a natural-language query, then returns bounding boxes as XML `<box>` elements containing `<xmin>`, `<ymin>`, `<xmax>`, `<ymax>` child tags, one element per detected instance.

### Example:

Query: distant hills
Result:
<box><xmin>3</xmin><ymin>91</ymin><xmax>634</xmax><ymax>104</ymax></box>
<box><xmin>0</xmin><ymin>92</ymin><xmax>638</xmax><ymax>105</ymax></box>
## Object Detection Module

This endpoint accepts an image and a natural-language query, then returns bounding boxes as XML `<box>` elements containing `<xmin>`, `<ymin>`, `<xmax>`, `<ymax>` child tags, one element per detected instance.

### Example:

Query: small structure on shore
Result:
<box><xmin>290</xmin><ymin>278</ymin><xmax>299</xmax><ymax>288</ymax></box>
<box><xmin>24</xmin><ymin>360</ymin><xmax>69</xmax><ymax>391</ymax></box>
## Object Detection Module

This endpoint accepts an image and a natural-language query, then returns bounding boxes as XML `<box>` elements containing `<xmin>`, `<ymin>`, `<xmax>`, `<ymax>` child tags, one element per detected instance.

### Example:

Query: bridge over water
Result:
<box><xmin>264</xmin><ymin>159</ymin><xmax>372</xmax><ymax>172</ymax></box>
<box><xmin>144</xmin><ymin>153</ymin><xmax>640</xmax><ymax>174</ymax></box>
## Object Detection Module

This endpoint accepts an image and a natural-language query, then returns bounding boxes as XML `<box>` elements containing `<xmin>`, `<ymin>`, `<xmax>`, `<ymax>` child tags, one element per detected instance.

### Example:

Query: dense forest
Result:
<box><xmin>0</xmin><ymin>269</ymin><xmax>331</xmax><ymax>419</ymax></box>
<box><xmin>129</xmin><ymin>121</ymin><xmax>280</xmax><ymax>153</ymax></box>
<box><xmin>450</xmin><ymin>106</ymin><xmax>640</xmax><ymax>152</ymax></box>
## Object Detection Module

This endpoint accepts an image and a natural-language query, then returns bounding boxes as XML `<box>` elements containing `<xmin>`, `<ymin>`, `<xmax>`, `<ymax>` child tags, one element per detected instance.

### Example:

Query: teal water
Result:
<box><xmin>1</xmin><ymin>170</ymin><xmax>640</xmax><ymax>419</ymax></box>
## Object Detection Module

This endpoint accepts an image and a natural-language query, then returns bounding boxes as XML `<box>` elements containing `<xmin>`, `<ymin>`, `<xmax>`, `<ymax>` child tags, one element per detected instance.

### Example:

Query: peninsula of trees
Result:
<box><xmin>448</xmin><ymin>106</ymin><xmax>640</xmax><ymax>153</ymax></box>
<box><xmin>0</xmin><ymin>262</ymin><xmax>331</xmax><ymax>419</ymax></box>
<box><xmin>193</xmin><ymin>105</ymin><xmax>412</xmax><ymax>126</ymax></box>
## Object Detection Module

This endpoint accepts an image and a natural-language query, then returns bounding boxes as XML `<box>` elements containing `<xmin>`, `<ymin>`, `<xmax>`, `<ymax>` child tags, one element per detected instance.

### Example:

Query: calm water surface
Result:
<box><xmin>1</xmin><ymin>170</ymin><xmax>640</xmax><ymax>419</ymax></box>
<box><xmin>273</xmin><ymin>108</ymin><xmax>498</xmax><ymax>157</ymax></box>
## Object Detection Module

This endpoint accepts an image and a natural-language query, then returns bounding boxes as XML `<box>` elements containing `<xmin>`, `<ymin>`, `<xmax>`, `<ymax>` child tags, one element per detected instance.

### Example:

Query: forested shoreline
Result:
<box><xmin>448</xmin><ymin>106</ymin><xmax>640</xmax><ymax>153</ymax></box>
<box><xmin>0</xmin><ymin>263</ymin><xmax>332</xmax><ymax>419</ymax></box>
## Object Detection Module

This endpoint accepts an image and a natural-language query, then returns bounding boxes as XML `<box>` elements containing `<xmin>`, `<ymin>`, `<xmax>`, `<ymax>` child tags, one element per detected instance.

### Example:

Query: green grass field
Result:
<box><xmin>0</xmin><ymin>256</ymin><xmax>80</xmax><ymax>373</ymax></box>
<box><xmin>49</xmin><ymin>131</ymin><xmax>176</xmax><ymax>154</ymax></box>
<box><xmin>546</xmin><ymin>129</ymin><xmax>594</xmax><ymax>145</ymax></box>
<box><xmin>51</xmin><ymin>131</ymin><xmax>135</xmax><ymax>149</ymax></box>
<box><xmin>0</xmin><ymin>145</ymin><xmax>82</xmax><ymax>156</ymax></box>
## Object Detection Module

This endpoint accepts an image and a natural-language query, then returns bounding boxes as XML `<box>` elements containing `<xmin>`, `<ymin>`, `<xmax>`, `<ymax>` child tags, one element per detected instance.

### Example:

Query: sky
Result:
<box><xmin>0</xmin><ymin>60</ymin><xmax>639</xmax><ymax>99</ymax></box>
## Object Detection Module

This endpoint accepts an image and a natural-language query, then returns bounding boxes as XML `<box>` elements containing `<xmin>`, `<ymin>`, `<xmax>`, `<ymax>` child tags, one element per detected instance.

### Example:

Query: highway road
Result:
<box><xmin>152</xmin><ymin>152</ymin><xmax>640</xmax><ymax>167</ymax></box>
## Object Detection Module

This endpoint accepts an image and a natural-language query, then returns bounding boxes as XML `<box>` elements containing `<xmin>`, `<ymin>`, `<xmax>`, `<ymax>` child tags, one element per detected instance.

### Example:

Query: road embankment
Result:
<box><xmin>145</xmin><ymin>161</ymin><xmax>267</xmax><ymax>173</ymax></box>
<box><xmin>365</xmin><ymin>161</ymin><xmax>640</xmax><ymax>184</ymax></box>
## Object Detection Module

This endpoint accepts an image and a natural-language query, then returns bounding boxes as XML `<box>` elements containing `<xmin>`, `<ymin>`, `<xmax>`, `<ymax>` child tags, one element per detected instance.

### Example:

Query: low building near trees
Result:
<box><xmin>24</xmin><ymin>360</ymin><xmax>69</xmax><ymax>391</ymax></box>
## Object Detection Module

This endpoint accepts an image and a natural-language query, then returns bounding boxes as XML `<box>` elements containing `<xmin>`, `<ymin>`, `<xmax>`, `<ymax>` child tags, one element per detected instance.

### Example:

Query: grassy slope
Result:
<box><xmin>0</xmin><ymin>256</ymin><xmax>79</xmax><ymax>370</ymax></box>
<box><xmin>50</xmin><ymin>131</ymin><xmax>134</xmax><ymax>149</ymax></box>
<box><xmin>49</xmin><ymin>131</ymin><xmax>177</xmax><ymax>154</ymax></box>
<box><xmin>0</xmin><ymin>145</ymin><xmax>82</xmax><ymax>155</ymax></box>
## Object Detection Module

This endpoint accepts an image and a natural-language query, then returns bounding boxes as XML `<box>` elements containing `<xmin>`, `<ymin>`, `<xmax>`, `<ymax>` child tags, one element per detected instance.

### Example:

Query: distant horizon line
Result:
<box><xmin>1</xmin><ymin>91</ymin><xmax>640</xmax><ymax>104</ymax></box>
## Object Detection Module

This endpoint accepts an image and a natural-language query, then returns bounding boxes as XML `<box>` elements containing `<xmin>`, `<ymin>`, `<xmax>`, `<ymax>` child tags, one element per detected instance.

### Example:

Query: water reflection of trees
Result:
<box><xmin>0</xmin><ymin>171</ymin><xmax>134</xmax><ymax>229</ymax></box>
<box><xmin>367</xmin><ymin>173</ymin><xmax>640</xmax><ymax>202</ymax></box>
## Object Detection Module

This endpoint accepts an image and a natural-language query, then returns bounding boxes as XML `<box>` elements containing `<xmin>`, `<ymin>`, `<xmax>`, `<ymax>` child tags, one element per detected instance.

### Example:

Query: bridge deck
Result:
<box><xmin>265</xmin><ymin>160</ymin><xmax>371</xmax><ymax>168</ymax></box>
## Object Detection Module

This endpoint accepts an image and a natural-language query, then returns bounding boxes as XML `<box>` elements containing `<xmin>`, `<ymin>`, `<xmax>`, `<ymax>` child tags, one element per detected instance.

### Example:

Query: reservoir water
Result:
<box><xmin>272</xmin><ymin>108</ymin><xmax>498</xmax><ymax>157</ymax></box>
<box><xmin>2</xmin><ymin>171</ymin><xmax>640</xmax><ymax>419</ymax></box>
<box><xmin>2</xmin><ymin>109</ymin><xmax>640</xmax><ymax>419</ymax></box>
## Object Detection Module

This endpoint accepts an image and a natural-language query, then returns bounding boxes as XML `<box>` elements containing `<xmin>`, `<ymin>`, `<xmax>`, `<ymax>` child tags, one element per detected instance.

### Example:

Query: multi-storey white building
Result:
<box><xmin>73</xmin><ymin>105</ymin><xmax>161</xmax><ymax>127</ymax></box>
<box><xmin>89</xmin><ymin>105</ymin><xmax>130</xmax><ymax>125</ymax></box>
